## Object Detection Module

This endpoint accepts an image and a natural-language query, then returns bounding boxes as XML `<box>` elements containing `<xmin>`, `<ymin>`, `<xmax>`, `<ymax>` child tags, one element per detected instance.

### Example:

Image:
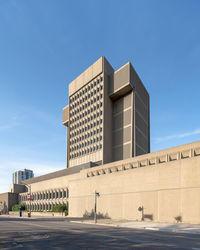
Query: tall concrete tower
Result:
<box><xmin>63</xmin><ymin>57</ymin><xmax>150</xmax><ymax>168</ymax></box>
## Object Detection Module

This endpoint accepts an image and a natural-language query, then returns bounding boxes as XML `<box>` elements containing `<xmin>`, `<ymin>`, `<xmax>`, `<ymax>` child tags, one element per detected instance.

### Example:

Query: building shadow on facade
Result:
<box><xmin>83</xmin><ymin>209</ymin><xmax>110</xmax><ymax>219</ymax></box>
<box><xmin>0</xmin><ymin>202</ymin><xmax>8</xmax><ymax>215</ymax></box>
<box><xmin>143</xmin><ymin>214</ymin><xmax>153</xmax><ymax>221</ymax></box>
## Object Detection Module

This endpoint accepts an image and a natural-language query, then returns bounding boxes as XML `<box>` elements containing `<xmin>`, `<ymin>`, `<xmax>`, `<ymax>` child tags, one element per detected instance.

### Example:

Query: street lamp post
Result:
<box><xmin>94</xmin><ymin>191</ymin><xmax>100</xmax><ymax>224</ymax></box>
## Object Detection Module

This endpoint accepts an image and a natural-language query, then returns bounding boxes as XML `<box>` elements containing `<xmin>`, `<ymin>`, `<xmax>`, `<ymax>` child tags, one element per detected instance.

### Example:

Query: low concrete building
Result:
<box><xmin>19</xmin><ymin>141</ymin><xmax>200</xmax><ymax>223</ymax></box>
<box><xmin>0</xmin><ymin>192</ymin><xmax>18</xmax><ymax>214</ymax></box>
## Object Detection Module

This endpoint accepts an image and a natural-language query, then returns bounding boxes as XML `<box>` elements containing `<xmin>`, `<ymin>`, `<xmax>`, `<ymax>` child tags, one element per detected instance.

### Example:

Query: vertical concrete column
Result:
<box><xmin>66</xmin><ymin>188</ymin><xmax>69</xmax><ymax>198</ymax></box>
<box><xmin>62</xmin><ymin>189</ymin><xmax>64</xmax><ymax>199</ymax></box>
<box><xmin>58</xmin><ymin>190</ymin><xmax>60</xmax><ymax>199</ymax></box>
<box><xmin>190</xmin><ymin>148</ymin><xmax>194</xmax><ymax>158</ymax></box>
<box><xmin>156</xmin><ymin>157</ymin><xmax>159</xmax><ymax>165</ymax></box>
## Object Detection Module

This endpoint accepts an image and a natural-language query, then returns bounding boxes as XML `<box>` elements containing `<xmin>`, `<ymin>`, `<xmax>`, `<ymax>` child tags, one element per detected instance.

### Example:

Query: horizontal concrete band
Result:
<box><xmin>87</xmin><ymin>146</ymin><xmax>200</xmax><ymax>178</ymax></box>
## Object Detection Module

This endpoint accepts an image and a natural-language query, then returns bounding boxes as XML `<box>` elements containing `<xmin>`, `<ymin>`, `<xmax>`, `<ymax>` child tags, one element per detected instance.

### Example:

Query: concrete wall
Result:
<box><xmin>69</xmin><ymin>57</ymin><xmax>103</xmax><ymax>96</ymax></box>
<box><xmin>112</xmin><ymin>92</ymin><xmax>132</xmax><ymax>161</ymax></box>
<box><xmin>131</xmin><ymin>63</ymin><xmax>150</xmax><ymax>156</ymax></box>
<box><xmin>63</xmin><ymin>105</ymin><xmax>69</xmax><ymax>126</ymax></box>
<box><xmin>103</xmin><ymin>72</ymin><xmax>113</xmax><ymax>164</ymax></box>
<box><xmin>69</xmin><ymin>141</ymin><xmax>200</xmax><ymax>224</ymax></box>
<box><xmin>9</xmin><ymin>184</ymin><xmax>26</xmax><ymax>193</ymax></box>
<box><xmin>17</xmin><ymin>141</ymin><xmax>200</xmax><ymax>223</ymax></box>
<box><xmin>0</xmin><ymin>192</ymin><xmax>18</xmax><ymax>213</ymax></box>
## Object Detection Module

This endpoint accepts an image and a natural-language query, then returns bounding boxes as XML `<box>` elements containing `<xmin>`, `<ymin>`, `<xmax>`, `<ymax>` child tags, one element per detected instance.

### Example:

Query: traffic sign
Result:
<box><xmin>27</xmin><ymin>193</ymin><xmax>30</xmax><ymax>200</ymax></box>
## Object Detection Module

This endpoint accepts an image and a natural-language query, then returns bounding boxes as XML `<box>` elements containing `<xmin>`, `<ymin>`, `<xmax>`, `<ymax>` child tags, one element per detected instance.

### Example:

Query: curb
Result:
<box><xmin>69</xmin><ymin>220</ymin><xmax>119</xmax><ymax>227</ymax></box>
<box><xmin>69</xmin><ymin>220</ymin><xmax>161</xmax><ymax>231</ymax></box>
<box><xmin>69</xmin><ymin>221</ymin><xmax>200</xmax><ymax>234</ymax></box>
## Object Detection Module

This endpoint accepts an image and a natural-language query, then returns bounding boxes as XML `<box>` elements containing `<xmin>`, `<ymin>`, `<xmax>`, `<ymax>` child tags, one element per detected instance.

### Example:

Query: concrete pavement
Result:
<box><xmin>69</xmin><ymin>218</ymin><xmax>200</xmax><ymax>234</ymax></box>
<box><xmin>1</xmin><ymin>216</ymin><xmax>200</xmax><ymax>249</ymax></box>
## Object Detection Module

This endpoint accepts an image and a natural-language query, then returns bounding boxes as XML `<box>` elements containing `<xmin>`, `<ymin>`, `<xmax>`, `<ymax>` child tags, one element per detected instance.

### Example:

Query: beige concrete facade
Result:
<box><xmin>63</xmin><ymin>56</ymin><xmax>150</xmax><ymax>168</ymax></box>
<box><xmin>69</xmin><ymin>141</ymin><xmax>200</xmax><ymax>223</ymax></box>
<box><xmin>0</xmin><ymin>192</ymin><xmax>18</xmax><ymax>213</ymax></box>
<box><xmin>20</xmin><ymin>141</ymin><xmax>200</xmax><ymax>224</ymax></box>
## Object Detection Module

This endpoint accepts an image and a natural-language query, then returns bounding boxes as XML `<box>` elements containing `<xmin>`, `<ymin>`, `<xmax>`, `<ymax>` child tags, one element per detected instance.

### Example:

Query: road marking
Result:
<box><xmin>145</xmin><ymin>227</ymin><xmax>159</xmax><ymax>231</ymax></box>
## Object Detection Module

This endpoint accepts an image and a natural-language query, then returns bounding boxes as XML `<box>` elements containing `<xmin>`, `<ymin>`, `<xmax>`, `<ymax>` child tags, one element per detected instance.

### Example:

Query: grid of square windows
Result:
<box><xmin>69</xmin><ymin>76</ymin><xmax>103</xmax><ymax>159</ymax></box>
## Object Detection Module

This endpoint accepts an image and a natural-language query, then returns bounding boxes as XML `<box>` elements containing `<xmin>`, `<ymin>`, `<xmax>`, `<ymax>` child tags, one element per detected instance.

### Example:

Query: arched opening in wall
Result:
<box><xmin>63</xmin><ymin>190</ymin><xmax>66</xmax><ymax>198</ymax></box>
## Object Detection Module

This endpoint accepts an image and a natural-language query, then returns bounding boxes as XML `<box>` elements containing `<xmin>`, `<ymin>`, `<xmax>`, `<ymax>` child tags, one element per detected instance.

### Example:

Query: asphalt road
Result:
<box><xmin>0</xmin><ymin>217</ymin><xmax>200</xmax><ymax>249</ymax></box>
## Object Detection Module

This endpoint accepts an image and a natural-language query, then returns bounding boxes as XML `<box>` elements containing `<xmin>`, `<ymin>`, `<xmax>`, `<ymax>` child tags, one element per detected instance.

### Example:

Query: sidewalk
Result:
<box><xmin>69</xmin><ymin>218</ymin><xmax>200</xmax><ymax>234</ymax></box>
<box><xmin>2</xmin><ymin>214</ymin><xmax>200</xmax><ymax>234</ymax></box>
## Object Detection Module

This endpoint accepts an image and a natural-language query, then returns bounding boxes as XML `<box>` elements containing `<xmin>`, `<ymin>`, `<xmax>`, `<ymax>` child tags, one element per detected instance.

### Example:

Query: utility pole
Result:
<box><xmin>29</xmin><ymin>185</ymin><xmax>31</xmax><ymax>217</ymax></box>
<box><xmin>25</xmin><ymin>184</ymin><xmax>31</xmax><ymax>217</ymax></box>
<box><xmin>94</xmin><ymin>191</ymin><xmax>100</xmax><ymax>224</ymax></box>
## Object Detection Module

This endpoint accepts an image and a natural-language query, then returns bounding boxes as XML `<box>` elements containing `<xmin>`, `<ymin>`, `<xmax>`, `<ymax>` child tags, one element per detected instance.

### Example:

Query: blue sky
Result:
<box><xmin>0</xmin><ymin>0</ymin><xmax>200</xmax><ymax>193</ymax></box>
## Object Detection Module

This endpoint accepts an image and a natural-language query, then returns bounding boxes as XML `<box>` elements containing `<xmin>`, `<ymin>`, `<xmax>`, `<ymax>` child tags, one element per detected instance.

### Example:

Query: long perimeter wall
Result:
<box><xmin>69</xmin><ymin>141</ymin><xmax>200</xmax><ymax>224</ymax></box>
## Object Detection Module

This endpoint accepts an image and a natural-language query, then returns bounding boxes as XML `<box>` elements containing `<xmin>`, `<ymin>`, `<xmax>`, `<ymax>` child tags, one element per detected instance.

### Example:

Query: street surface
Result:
<box><xmin>0</xmin><ymin>217</ymin><xmax>200</xmax><ymax>249</ymax></box>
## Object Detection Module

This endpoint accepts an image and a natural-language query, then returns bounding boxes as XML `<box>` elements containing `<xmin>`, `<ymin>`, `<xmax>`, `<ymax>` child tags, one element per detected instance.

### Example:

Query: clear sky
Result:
<box><xmin>0</xmin><ymin>0</ymin><xmax>200</xmax><ymax>193</ymax></box>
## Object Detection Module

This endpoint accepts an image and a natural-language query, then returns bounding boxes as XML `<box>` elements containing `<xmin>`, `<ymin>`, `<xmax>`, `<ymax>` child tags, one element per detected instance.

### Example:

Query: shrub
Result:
<box><xmin>19</xmin><ymin>202</ymin><xmax>25</xmax><ymax>211</ymax></box>
<box><xmin>12</xmin><ymin>202</ymin><xmax>25</xmax><ymax>212</ymax></box>
<box><xmin>52</xmin><ymin>204</ymin><xmax>67</xmax><ymax>213</ymax></box>
<box><xmin>12</xmin><ymin>204</ymin><xmax>19</xmax><ymax>211</ymax></box>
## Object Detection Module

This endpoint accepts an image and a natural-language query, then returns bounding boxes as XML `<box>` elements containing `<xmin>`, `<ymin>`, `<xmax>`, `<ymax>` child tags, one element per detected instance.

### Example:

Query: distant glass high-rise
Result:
<box><xmin>12</xmin><ymin>169</ymin><xmax>34</xmax><ymax>184</ymax></box>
